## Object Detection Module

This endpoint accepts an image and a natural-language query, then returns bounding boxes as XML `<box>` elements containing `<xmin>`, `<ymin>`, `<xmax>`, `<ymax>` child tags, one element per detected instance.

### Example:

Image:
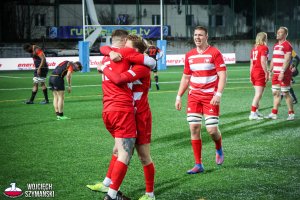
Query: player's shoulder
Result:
<box><xmin>186</xmin><ymin>48</ymin><xmax>198</xmax><ymax>56</ymax></box>
<box><xmin>208</xmin><ymin>46</ymin><xmax>223</xmax><ymax>56</ymax></box>
<box><xmin>258</xmin><ymin>44</ymin><xmax>268</xmax><ymax>50</ymax></box>
<box><xmin>284</xmin><ymin>40</ymin><xmax>293</xmax><ymax>48</ymax></box>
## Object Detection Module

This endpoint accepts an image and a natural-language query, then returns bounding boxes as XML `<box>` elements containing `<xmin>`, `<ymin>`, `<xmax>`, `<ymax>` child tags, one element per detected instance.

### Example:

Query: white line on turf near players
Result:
<box><xmin>0</xmin><ymin>86</ymin><xmax>270</xmax><ymax>103</ymax></box>
<box><xmin>0</xmin><ymin>76</ymin><xmax>31</xmax><ymax>79</ymax></box>
<box><xmin>1</xmin><ymin>81</ymin><xmax>299</xmax><ymax>91</ymax></box>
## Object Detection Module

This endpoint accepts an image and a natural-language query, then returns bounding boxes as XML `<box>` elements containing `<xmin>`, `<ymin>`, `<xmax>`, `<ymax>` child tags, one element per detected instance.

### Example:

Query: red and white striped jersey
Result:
<box><xmin>272</xmin><ymin>40</ymin><xmax>293</xmax><ymax>74</ymax></box>
<box><xmin>100</xmin><ymin>47</ymin><xmax>146</xmax><ymax>113</ymax></box>
<box><xmin>102</xmin><ymin>64</ymin><xmax>151</xmax><ymax>114</ymax></box>
<box><xmin>183</xmin><ymin>46</ymin><xmax>226</xmax><ymax>97</ymax></box>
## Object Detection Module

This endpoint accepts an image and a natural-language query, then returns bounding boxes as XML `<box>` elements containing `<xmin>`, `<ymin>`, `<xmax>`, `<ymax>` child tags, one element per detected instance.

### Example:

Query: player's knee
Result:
<box><xmin>187</xmin><ymin>113</ymin><xmax>202</xmax><ymax>125</ymax></box>
<box><xmin>205</xmin><ymin>116</ymin><xmax>219</xmax><ymax>128</ymax></box>
<box><xmin>206</xmin><ymin>126</ymin><xmax>219</xmax><ymax>136</ymax></box>
<box><xmin>138</xmin><ymin>154</ymin><xmax>152</xmax><ymax>166</ymax></box>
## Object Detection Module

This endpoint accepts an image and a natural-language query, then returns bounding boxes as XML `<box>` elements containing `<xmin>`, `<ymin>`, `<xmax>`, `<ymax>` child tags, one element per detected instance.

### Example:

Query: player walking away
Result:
<box><xmin>23</xmin><ymin>43</ymin><xmax>49</xmax><ymax>104</ymax></box>
<box><xmin>97</xmin><ymin>35</ymin><xmax>156</xmax><ymax>200</ymax></box>
<box><xmin>86</xmin><ymin>30</ymin><xmax>155</xmax><ymax>200</ymax></box>
<box><xmin>48</xmin><ymin>61</ymin><xmax>82</xmax><ymax>120</ymax></box>
<box><xmin>145</xmin><ymin>40</ymin><xmax>163</xmax><ymax>90</ymax></box>
<box><xmin>290</xmin><ymin>50</ymin><xmax>299</xmax><ymax>104</ymax></box>
<box><xmin>249</xmin><ymin>32</ymin><xmax>269</xmax><ymax>120</ymax></box>
<box><xmin>266</xmin><ymin>27</ymin><xmax>295</xmax><ymax>121</ymax></box>
<box><xmin>175</xmin><ymin>26</ymin><xmax>227</xmax><ymax>174</ymax></box>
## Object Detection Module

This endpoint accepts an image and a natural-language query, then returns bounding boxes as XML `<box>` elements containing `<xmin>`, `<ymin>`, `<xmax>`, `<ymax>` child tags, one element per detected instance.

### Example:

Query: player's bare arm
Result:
<box><xmin>175</xmin><ymin>74</ymin><xmax>191</xmax><ymax>111</ymax></box>
<box><xmin>250</xmin><ymin>58</ymin><xmax>253</xmax><ymax>82</ymax></box>
<box><xmin>278</xmin><ymin>52</ymin><xmax>292</xmax><ymax>81</ymax></box>
<box><xmin>210</xmin><ymin>70</ymin><xmax>227</xmax><ymax>106</ymax></box>
<box><xmin>261</xmin><ymin>55</ymin><xmax>269</xmax><ymax>82</ymax></box>
<box><xmin>66</xmin><ymin>70</ymin><xmax>72</xmax><ymax>93</ymax></box>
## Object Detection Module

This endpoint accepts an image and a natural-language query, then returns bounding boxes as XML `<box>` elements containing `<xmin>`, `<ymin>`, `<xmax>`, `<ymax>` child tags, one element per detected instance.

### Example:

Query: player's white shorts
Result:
<box><xmin>33</xmin><ymin>77</ymin><xmax>46</xmax><ymax>83</ymax></box>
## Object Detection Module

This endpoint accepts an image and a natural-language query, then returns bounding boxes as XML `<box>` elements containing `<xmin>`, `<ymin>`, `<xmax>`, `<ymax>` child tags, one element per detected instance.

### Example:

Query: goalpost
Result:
<box><xmin>79</xmin><ymin>0</ymin><xmax>167</xmax><ymax>72</ymax></box>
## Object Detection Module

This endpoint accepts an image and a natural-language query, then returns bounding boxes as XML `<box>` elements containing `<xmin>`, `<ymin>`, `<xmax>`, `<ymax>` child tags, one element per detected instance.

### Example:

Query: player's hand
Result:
<box><xmin>265</xmin><ymin>72</ymin><xmax>269</xmax><ymax>82</ymax></box>
<box><xmin>109</xmin><ymin>51</ymin><xmax>122</xmax><ymax>62</ymax></box>
<box><xmin>97</xmin><ymin>64</ymin><xmax>103</xmax><ymax>73</ymax></box>
<box><xmin>278</xmin><ymin>72</ymin><xmax>284</xmax><ymax>81</ymax></box>
<box><xmin>210</xmin><ymin>95</ymin><xmax>221</xmax><ymax>106</ymax></box>
<box><xmin>291</xmin><ymin>66</ymin><xmax>296</xmax><ymax>73</ymax></box>
<box><xmin>68</xmin><ymin>86</ymin><xmax>71</xmax><ymax>93</ymax></box>
<box><xmin>175</xmin><ymin>100</ymin><xmax>182</xmax><ymax>111</ymax></box>
<box><xmin>97</xmin><ymin>64</ymin><xmax>108</xmax><ymax>73</ymax></box>
<box><xmin>37</xmin><ymin>69</ymin><xmax>41</xmax><ymax>76</ymax></box>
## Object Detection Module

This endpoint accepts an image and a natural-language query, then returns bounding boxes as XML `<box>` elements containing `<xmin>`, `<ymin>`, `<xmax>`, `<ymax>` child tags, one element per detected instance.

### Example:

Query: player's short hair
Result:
<box><xmin>74</xmin><ymin>61</ymin><xmax>83</xmax><ymax>71</ymax></box>
<box><xmin>278</xmin><ymin>26</ymin><xmax>288</xmax><ymax>36</ymax></box>
<box><xmin>255</xmin><ymin>32</ymin><xmax>267</xmax><ymax>46</ymax></box>
<box><xmin>23</xmin><ymin>43</ymin><xmax>32</xmax><ymax>52</ymax></box>
<box><xmin>127</xmin><ymin>34</ymin><xmax>147</xmax><ymax>53</ymax></box>
<box><xmin>112</xmin><ymin>29</ymin><xmax>128</xmax><ymax>39</ymax></box>
<box><xmin>194</xmin><ymin>26</ymin><xmax>208</xmax><ymax>36</ymax></box>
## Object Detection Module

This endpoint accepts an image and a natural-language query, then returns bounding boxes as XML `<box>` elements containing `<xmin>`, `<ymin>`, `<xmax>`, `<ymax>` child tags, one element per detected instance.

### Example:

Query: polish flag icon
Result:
<box><xmin>4</xmin><ymin>183</ymin><xmax>23</xmax><ymax>198</ymax></box>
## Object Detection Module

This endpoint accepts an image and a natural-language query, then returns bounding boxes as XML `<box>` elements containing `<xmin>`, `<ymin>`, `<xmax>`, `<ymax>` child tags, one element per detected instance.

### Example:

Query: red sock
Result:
<box><xmin>215</xmin><ymin>137</ymin><xmax>222</xmax><ymax>150</ymax></box>
<box><xmin>143</xmin><ymin>163</ymin><xmax>155</xmax><ymax>193</ymax></box>
<box><xmin>191</xmin><ymin>140</ymin><xmax>202</xmax><ymax>164</ymax></box>
<box><xmin>251</xmin><ymin>106</ymin><xmax>257</xmax><ymax>112</ymax></box>
<box><xmin>288</xmin><ymin>110</ymin><xmax>294</xmax><ymax>114</ymax></box>
<box><xmin>272</xmin><ymin>109</ymin><xmax>278</xmax><ymax>114</ymax></box>
<box><xmin>109</xmin><ymin>160</ymin><xmax>128</xmax><ymax>191</ymax></box>
<box><xmin>106</xmin><ymin>155</ymin><xmax>118</xmax><ymax>179</ymax></box>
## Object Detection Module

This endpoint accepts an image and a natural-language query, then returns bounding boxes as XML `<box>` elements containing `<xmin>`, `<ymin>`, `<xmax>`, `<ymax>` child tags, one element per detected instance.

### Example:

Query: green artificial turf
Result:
<box><xmin>0</xmin><ymin>64</ymin><xmax>299</xmax><ymax>200</ymax></box>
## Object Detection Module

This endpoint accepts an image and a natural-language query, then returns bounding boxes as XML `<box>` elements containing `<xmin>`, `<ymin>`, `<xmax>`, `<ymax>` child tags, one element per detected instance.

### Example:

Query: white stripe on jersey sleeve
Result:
<box><xmin>128</xmin><ymin>70</ymin><xmax>136</xmax><ymax>77</ymax></box>
<box><xmin>272</xmin><ymin>58</ymin><xmax>285</xmax><ymax>63</ymax></box>
<box><xmin>127</xmin><ymin>83</ymin><xmax>133</xmax><ymax>90</ymax></box>
<box><xmin>190</xmin><ymin>75</ymin><xmax>217</xmax><ymax>84</ymax></box>
<box><xmin>133</xmin><ymin>80</ymin><xmax>142</xmax><ymax>85</ymax></box>
<box><xmin>190</xmin><ymin>63</ymin><xmax>215</xmax><ymax>71</ymax></box>
<box><xmin>104</xmin><ymin>61</ymin><xmax>111</xmax><ymax>65</ymax></box>
<box><xmin>133</xmin><ymin>92</ymin><xmax>143</xmax><ymax>100</ymax></box>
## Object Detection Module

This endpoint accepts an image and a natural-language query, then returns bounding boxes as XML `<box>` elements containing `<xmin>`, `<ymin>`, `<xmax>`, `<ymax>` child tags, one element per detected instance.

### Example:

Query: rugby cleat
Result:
<box><xmin>186</xmin><ymin>164</ymin><xmax>204</xmax><ymax>174</ymax></box>
<box><xmin>24</xmin><ymin>100</ymin><xmax>34</xmax><ymax>104</ymax></box>
<box><xmin>57</xmin><ymin>116</ymin><xmax>71</xmax><ymax>120</ymax></box>
<box><xmin>86</xmin><ymin>182</ymin><xmax>109</xmax><ymax>193</ymax></box>
<box><xmin>256</xmin><ymin>111</ymin><xmax>264</xmax><ymax>117</ymax></box>
<box><xmin>103</xmin><ymin>191</ymin><xmax>131</xmax><ymax>200</ymax></box>
<box><xmin>216</xmin><ymin>148</ymin><xmax>224</xmax><ymax>165</ymax></box>
<box><xmin>265</xmin><ymin>113</ymin><xmax>277</xmax><ymax>120</ymax></box>
<box><xmin>40</xmin><ymin>100</ymin><xmax>49</xmax><ymax>104</ymax></box>
<box><xmin>287</xmin><ymin>114</ymin><xmax>295</xmax><ymax>121</ymax></box>
<box><xmin>138</xmin><ymin>194</ymin><xmax>156</xmax><ymax>200</ymax></box>
<box><xmin>249</xmin><ymin>113</ymin><xmax>263</xmax><ymax>120</ymax></box>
